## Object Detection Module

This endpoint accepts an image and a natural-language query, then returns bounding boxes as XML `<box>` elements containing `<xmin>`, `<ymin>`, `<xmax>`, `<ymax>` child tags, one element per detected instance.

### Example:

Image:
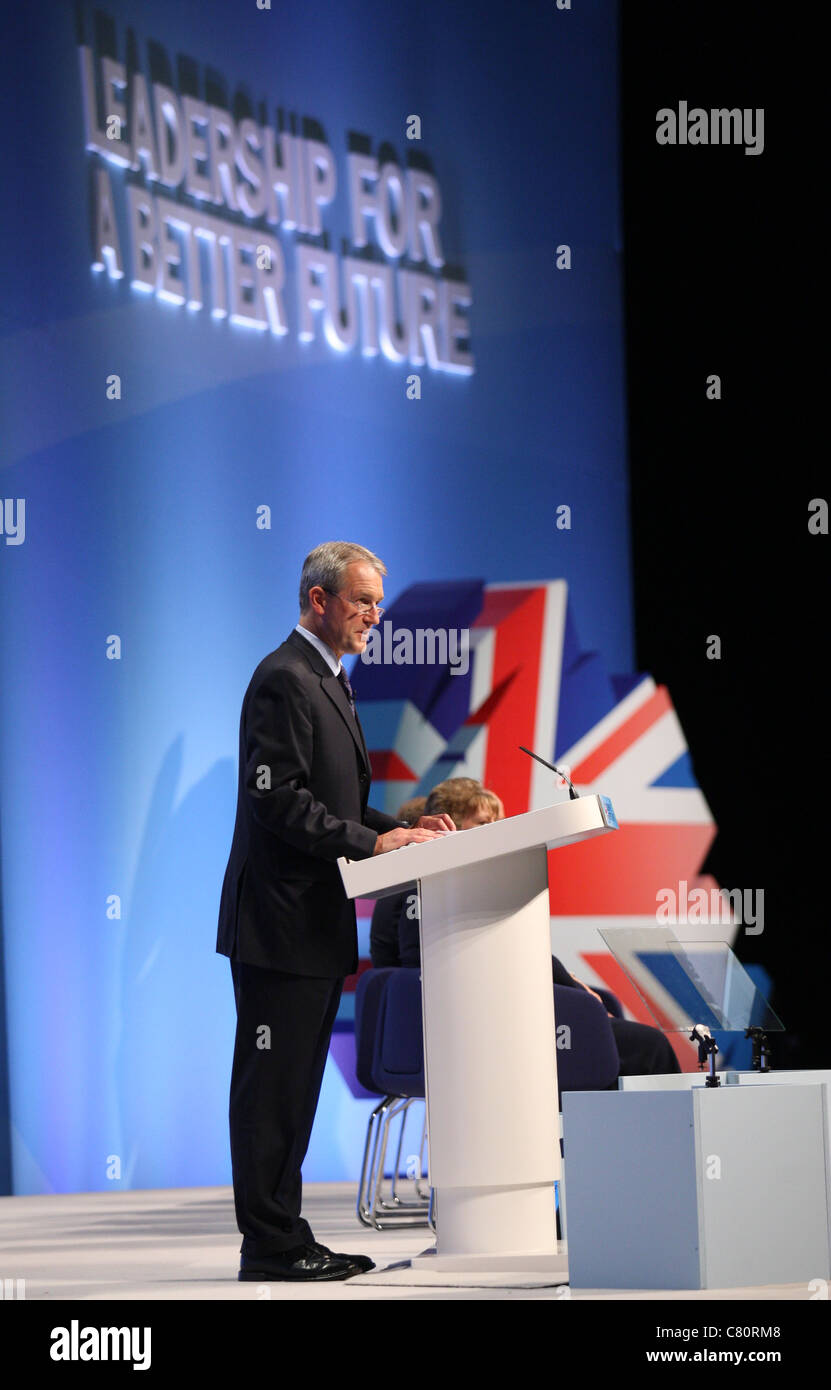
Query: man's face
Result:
<box><xmin>316</xmin><ymin>560</ymin><xmax>384</xmax><ymax>659</ymax></box>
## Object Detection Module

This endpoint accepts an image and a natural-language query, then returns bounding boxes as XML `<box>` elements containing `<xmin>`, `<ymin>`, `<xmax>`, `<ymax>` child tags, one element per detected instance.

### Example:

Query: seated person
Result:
<box><xmin>369</xmin><ymin>795</ymin><xmax>425</xmax><ymax>967</ymax></box>
<box><xmin>550</xmin><ymin>954</ymin><xmax>680</xmax><ymax>1079</ymax></box>
<box><xmin>369</xmin><ymin>776</ymin><xmax>681</xmax><ymax>1079</ymax></box>
<box><xmin>370</xmin><ymin>780</ymin><xmax>499</xmax><ymax>967</ymax></box>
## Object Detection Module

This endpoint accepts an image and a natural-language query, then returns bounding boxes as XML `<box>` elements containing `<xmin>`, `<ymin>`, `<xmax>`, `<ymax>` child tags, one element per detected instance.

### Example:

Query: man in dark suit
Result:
<box><xmin>216</xmin><ymin>541</ymin><xmax>453</xmax><ymax>1282</ymax></box>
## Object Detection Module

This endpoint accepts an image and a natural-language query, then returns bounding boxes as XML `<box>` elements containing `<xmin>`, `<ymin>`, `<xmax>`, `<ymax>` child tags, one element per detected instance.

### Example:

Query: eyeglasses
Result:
<box><xmin>322</xmin><ymin>588</ymin><xmax>385</xmax><ymax>618</ymax></box>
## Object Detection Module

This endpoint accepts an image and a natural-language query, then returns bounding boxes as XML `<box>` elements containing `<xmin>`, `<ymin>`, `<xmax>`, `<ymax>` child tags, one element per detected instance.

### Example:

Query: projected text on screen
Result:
<box><xmin>78</xmin><ymin>30</ymin><xmax>473</xmax><ymax>375</ymax></box>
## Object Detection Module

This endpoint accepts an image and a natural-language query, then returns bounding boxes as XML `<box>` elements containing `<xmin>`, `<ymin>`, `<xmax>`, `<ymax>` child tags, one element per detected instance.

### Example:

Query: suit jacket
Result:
<box><xmin>370</xmin><ymin>888</ymin><xmax>418</xmax><ymax>968</ymax></box>
<box><xmin>216</xmin><ymin>628</ymin><xmax>402</xmax><ymax>976</ymax></box>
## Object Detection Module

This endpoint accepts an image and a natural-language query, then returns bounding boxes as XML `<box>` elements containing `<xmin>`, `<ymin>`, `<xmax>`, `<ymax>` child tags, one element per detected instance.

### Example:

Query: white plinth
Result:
<box><xmin>563</xmin><ymin>1084</ymin><xmax>831</xmax><ymax>1289</ymax></box>
<box><xmin>418</xmin><ymin>847</ymin><xmax>561</xmax><ymax>1273</ymax></box>
<box><xmin>339</xmin><ymin>796</ymin><xmax>617</xmax><ymax>1286</ymax></box>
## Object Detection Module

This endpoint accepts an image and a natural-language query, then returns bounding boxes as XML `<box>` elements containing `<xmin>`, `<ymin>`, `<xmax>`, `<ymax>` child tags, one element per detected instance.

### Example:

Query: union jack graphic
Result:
<box><xmin>330</xmin><ymin>579</ymin><xmax>738</xmax><ymax>1089</ymax></box>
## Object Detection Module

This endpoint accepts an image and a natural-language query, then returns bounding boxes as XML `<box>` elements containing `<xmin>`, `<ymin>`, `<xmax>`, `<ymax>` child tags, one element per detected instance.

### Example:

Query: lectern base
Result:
<box><xmin>348</xmin><ymin>1245</ymin><xmax>569</xmax><ymax>1288</ymax></box>
<box><xmin>337</xmin><ymin>795</ymin><xmax>618</xmax><ymax>1292</ymax></box>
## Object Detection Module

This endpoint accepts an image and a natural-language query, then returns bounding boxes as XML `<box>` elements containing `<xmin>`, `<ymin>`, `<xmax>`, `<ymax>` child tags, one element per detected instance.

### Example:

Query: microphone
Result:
<box><xmin>518</xmin><ymin>745</ymin><xmax>580</xmax><ymax>800</ymax></box>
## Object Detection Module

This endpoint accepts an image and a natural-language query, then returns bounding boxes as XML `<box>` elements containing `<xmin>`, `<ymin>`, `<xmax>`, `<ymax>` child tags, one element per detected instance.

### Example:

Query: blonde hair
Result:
<box><xmin>424</xmin><ymin>777</ymin><xmax>503</xmax><ymax>829</ymax></box>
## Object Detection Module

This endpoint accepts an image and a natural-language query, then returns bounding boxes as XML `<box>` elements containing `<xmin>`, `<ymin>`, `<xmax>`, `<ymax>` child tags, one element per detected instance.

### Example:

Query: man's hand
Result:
<box><xmin>373</xmin><ymin>824</ymin><xmax>451</xmax><ymax>855</ymax></box>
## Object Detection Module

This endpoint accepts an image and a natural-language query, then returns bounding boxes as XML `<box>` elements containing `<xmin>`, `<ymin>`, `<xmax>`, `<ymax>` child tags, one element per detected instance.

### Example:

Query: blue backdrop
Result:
<box><xmin>0</xmin><ymin>0</ymin><xmax>631</xmax><ymax>1193</ymax></box>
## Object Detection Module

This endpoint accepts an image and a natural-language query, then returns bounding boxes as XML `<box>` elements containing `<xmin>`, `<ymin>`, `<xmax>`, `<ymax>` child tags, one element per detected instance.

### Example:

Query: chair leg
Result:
<box><xmin>358</xmin><ymin>1096</ymin><xmax>395</xmax><ymax>1227</ymax></box>
<box><xmin>377</xmin><ymin>1099</ymin><xmax>430</xmax><ymax>1215</ymax></box>
<box><xmin>369</xmin><ymin>1097</ymin><xmax>431</xmax><ymax>1228</ymax></box>
<box><xmin>369</xmin><ymin>1096</ymin><xmax>407</xmax><ymax>1225</ymax></box>
<box><xmin>372</xmin><ymin>1097</ymin><xmax>410</xmax><ymax>1215</ymax></box>
<box><xmin>356</xmin><ymin>1098</ymin><xmax>382</xmax><ymax>1227</ymax></box>
<box><xmin>387</xmin><ymin>1096</ymin><xmax>412</xmax><ymax>1205</ymax></box>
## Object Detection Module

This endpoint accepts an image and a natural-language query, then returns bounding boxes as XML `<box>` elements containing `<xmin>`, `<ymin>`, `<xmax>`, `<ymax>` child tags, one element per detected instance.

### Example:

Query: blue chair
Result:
<box><xmin>355</xmin><ymin>972</ymin><xmax>622</xmax><ymax>1231</ymax></box>
<box><xmin>354</xmin><ymin>966</ymin><xmax>395</xmax><ymax>1092</ymax></box>
<box><xmin>355</xmin><ymin>967</ymin><xmax>400</xmax><ymax>1226</ymax></box>
<box><xmin>553</xmin><ymin>986</ymin><xmax>621</xmax><ymax>1240</ymax></box>
<box><xmin>373</xmin><ymin>967</ymin><xmax>426</xmax><ymax>1095</ymax></box>
<box><xmin>355</xmin><ymin>967</ymin><xmax>430</xmax><ymax>1229</ymax></box>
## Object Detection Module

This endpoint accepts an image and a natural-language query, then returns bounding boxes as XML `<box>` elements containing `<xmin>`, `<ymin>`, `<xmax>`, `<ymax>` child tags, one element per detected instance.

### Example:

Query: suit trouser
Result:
<box><xmin>229</xmin><ymin>958</ymin><xmax>343</xmax><ymax>1257</ymax></box>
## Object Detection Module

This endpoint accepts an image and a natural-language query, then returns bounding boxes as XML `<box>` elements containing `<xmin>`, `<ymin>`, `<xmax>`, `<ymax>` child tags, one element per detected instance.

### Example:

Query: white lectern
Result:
<box><xmin>338</xmin><ymin>794</ymin><xmax>618</xmax><ymax>1285</ymax></box>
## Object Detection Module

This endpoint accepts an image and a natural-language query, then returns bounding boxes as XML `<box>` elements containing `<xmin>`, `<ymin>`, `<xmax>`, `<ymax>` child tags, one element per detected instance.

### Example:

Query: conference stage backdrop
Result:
<box><xmin>0</xmin><ymin>0</ymin><xmax>636</xmax><ymax>1194</ymax></box>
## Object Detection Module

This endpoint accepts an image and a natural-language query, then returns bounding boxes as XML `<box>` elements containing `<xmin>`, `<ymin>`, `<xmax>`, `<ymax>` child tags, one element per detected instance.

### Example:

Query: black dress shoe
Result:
<box><xmin>308</xmin><ymin>1240</ymin><xmax>375</xmax><ymax>1273</ymax></box>
<box><xmin>238</xmin><ymin>1244</ymin><xmax>362</xmax><ymax>1282</ymax></box>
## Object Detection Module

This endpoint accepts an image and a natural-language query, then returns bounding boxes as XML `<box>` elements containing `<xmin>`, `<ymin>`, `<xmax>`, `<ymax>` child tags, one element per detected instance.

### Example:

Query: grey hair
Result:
<box><xmin>298</xmin><ymin>541</ymin><xmax>387</xmax><ymax>611</ymax></box>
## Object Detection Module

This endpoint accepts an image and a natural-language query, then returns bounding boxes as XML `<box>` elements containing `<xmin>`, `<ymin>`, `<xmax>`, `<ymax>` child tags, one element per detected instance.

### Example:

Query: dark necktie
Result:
<box><xmin>337</xmin><ymin>666</ymin><xmax>356</xmax><ymax>718</ymax></box>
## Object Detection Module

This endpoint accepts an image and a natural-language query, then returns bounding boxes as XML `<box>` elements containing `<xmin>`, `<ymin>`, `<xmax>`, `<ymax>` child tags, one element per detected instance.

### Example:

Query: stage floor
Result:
<box><xmin>0</xmin><ymin>1183</ymin><xmax>814</xmax><ymax>1301</ymax></box>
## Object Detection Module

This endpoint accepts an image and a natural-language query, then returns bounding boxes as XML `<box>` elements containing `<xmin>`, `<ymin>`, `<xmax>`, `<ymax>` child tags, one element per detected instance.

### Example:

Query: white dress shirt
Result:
<box><xmin>294</xmin><ymin>623</ymin><xmax>342</xmax><ymax>677</ymax></box>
